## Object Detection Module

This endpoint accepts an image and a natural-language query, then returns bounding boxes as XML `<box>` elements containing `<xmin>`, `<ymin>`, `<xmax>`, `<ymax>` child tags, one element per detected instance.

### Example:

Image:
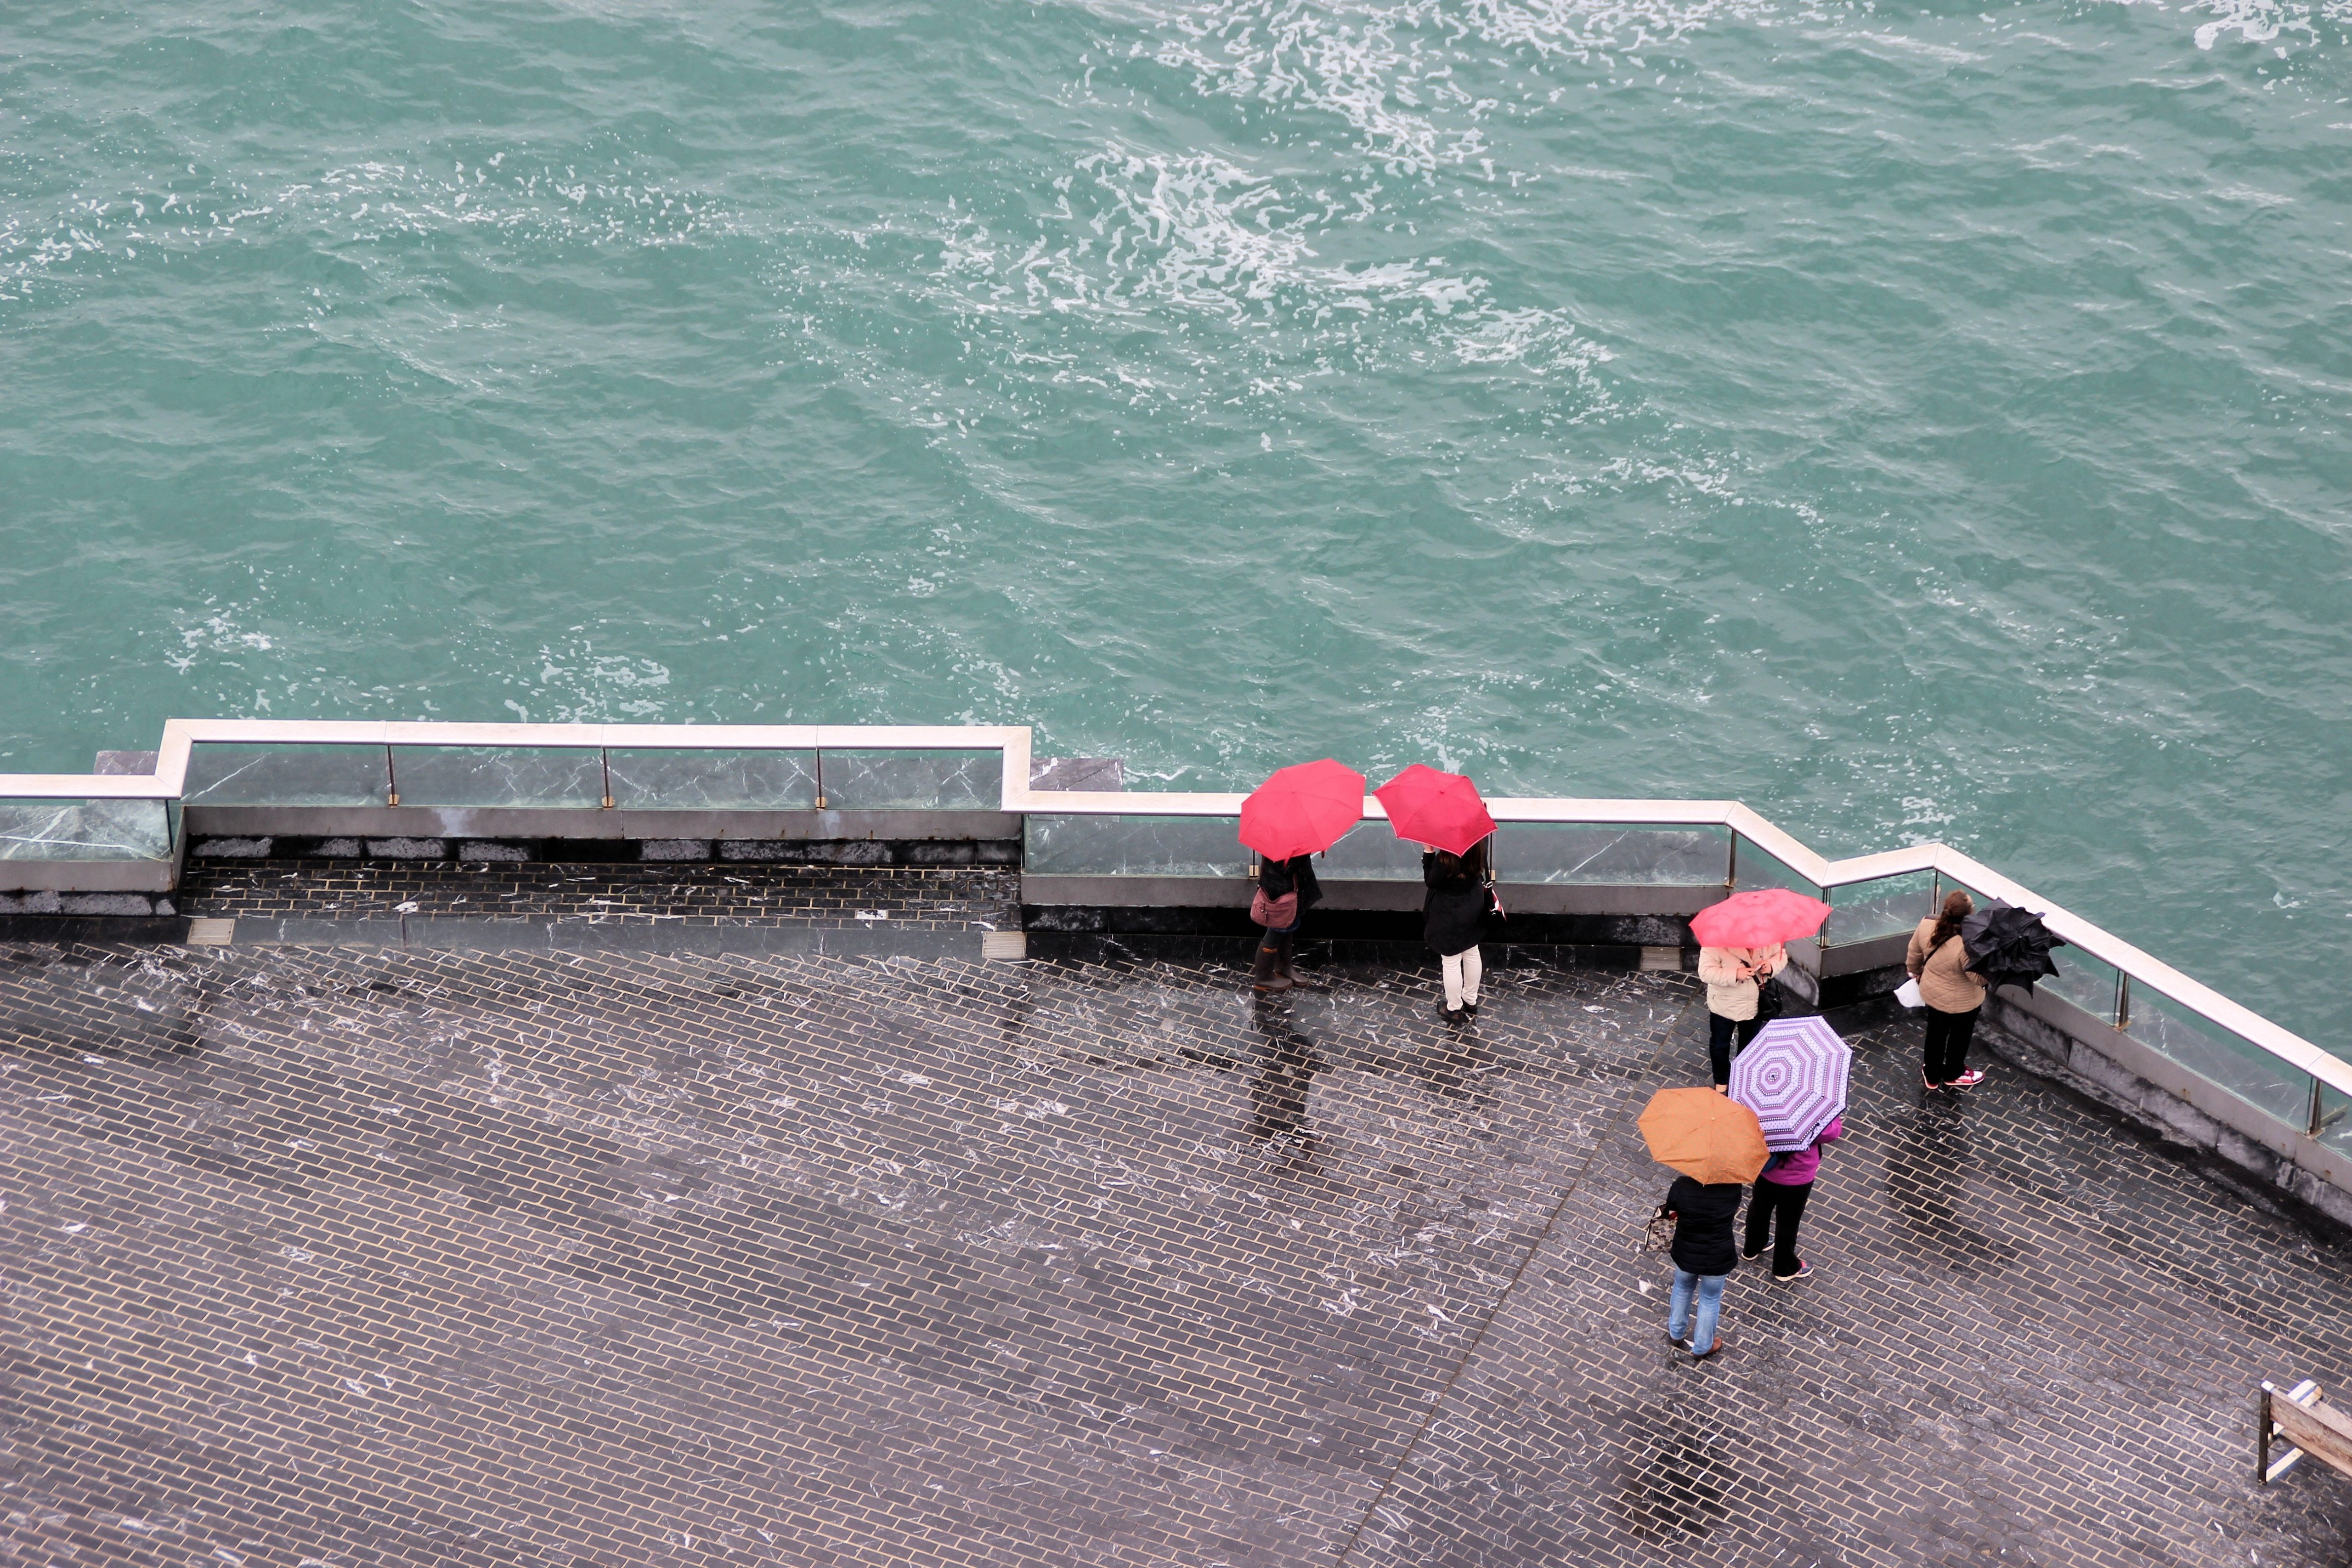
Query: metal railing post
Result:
<box><xmin>384</xmin><ymin>744</ymin><xmax>399</xmax><ymax>808</ymax></box>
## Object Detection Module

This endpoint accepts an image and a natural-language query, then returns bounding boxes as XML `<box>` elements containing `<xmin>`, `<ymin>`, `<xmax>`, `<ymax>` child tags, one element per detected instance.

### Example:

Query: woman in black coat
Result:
<box><xmin>1250</xmin><ymin>853</ymin><xmax>1324</xmax><ymax>993</ymax></box>
<box><xmin>1660</xmin><ymin>1174</ymin><xmax>1741</xmax><ymax>1359</ymax></box>
<box><xmin>1423</xmin><ymin>837</ymin><xmax>1492</xmax><ymax>1023</ymax></box>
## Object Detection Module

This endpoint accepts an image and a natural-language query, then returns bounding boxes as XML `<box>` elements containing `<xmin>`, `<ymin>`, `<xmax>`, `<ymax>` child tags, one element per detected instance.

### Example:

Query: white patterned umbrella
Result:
<box><xmin>1729</xmin><ymin>1016</ymin><xmax>1852</xmax><ymax>1152</ymax></box>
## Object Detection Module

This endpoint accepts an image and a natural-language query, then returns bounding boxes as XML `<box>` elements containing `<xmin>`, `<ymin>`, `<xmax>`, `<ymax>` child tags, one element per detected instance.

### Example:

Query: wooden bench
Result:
<box><xmin>2260</xmin><ymin>1381</ymin><xmax>2352</xmax><ymax>1485</ymax></box>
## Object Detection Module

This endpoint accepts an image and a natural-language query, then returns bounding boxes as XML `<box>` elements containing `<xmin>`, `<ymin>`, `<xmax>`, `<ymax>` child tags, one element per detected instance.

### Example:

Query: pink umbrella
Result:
<box><xmin>1688</xmin><ymin>887</ymin><xmax>1831</xmax><ymax>948</ymax></box>
<box><xmin>1373</xmin><ymin>764</ymin><xmax>1498</xmax><ymax>857</ymax></box>
<box><xmin>1238</xmin><ymin>759</ymin><xmax>1366</xmax><ymax>861</ymax></box>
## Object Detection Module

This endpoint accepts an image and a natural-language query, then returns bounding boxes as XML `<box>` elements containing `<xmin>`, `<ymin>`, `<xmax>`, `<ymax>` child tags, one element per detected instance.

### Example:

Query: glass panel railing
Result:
<box><xmin>0</xmin><ymin>798</ymin><xmax>174</xmax><ymax>861</ymax></box>
<box><xmin>605</xmin><ymin>748</ymin><xmax>819</xmax><ymax>811</ymax></box>
<box><xmin>2316</xmin><ymin>1084</ymin><xmax>2350</xmax><ymax>1149</ymax></box>
<box><xmin>1024</xmin><ymin>814</ymin><xmax>1248</xmax><ymax>877</ymax></box>
<box><xmin>819</xmin><ymin>749</ymin><xmax>1002</xmax><ymax>811</ymax></box>
<box><xmin>1493</xmin><ymin>822</ymin><xmax>1730</xmax><ymax>885</ymax></box>
<box><xmin>1320</xmin><ymin>819</ymin><xmax>1428</xmax><ymax>879</ymax></box>
<box><xmin>182</xmin><ymin>743</ymin><xmax>390</xmax><ymax>806</ymax></box>
<box><xmin>1823</xmin><ymin>870</ymin><xmax>1935</xmax><ymax>947</ymax></box>
<box><xmin>389</xmin><ymin>746</ymin><xmax>605</xmax><ymax>809</ymax></box>
<box><xmin>2123</xmin><ymin>983</ymin><xmax>2311</xmax><ymax>1130</ymax></box>
<box><xmin>1731</xmin><ymin>835</ymin><xmax>1824</xmax><ymax>900</ymax></box>
<box><xmin>2039</xmin><ymin>949</ymin><xmax>2121</xmax><ymax>1030</ymax></box>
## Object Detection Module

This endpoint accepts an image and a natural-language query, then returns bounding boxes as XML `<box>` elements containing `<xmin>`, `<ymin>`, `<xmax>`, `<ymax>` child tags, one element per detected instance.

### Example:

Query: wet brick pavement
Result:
<box><xmin>4</xmin><ymin>867</ymin><xmax>2351</xmax><ymax>1567</ymax></box>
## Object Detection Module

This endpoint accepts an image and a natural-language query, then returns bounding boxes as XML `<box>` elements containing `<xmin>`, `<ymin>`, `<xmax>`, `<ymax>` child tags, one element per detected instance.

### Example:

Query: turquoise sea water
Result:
<box><xmin>3</xmin><ymin>1</ymin><xmax>2349</xmax><ymax>1045</ymax></box>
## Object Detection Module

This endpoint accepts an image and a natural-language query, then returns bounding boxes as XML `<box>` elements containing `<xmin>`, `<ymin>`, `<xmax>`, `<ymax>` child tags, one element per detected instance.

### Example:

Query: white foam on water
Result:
<box><xmin>522</xmin><ymin>641</ymin><xmax>677</xmax><ymax>722</ymax></box>
<box><xmin>916</xmin><ymin>132</ymin><xmax>1615</xmax><ymax>400</ymax></box>
<box><xmin>1844</xmin><ymin>28</ymin><xmax>1984</xmax><ymax>62</ymax></box>
<box><xmin>2178</xmin><ymin>0</ymin><xmax>2352</xmax><ymax>49</ymax></box>
<box><xmin>1087</xmin><ymin>0</ymin><xmax>1826</xmax><ymax>177</ymax></box>
<box><xmin>0</xmin><ymin>156</ymin><xmax>737</xmax><ymax>307</ymax></box>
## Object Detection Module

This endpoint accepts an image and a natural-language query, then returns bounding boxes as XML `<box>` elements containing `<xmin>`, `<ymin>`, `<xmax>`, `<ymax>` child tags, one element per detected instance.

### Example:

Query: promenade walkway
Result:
<box><xmin>2</xmin><ymin>863</ymin><xmax>2349</xmax><ymax>1567</ymax></box>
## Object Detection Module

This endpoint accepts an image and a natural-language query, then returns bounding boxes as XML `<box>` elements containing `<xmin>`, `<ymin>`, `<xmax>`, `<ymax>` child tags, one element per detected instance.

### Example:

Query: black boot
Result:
<box><xmin>1252</xmin><ymin>942</ymin><xmax>1292</xmax><ymax>993</ymax></box>
<box><xmin>1278</xmin><ymin>931</ymin><xmax>1327</xmax><ymax>991</ymax></box>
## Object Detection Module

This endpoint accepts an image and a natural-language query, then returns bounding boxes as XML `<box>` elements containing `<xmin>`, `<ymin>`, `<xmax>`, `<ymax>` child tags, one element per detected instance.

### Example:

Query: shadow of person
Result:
<box><xmin>1246</xmin><ymin>1004</ymin><xmax>1324</xmax><ymax>1149</ymax></box>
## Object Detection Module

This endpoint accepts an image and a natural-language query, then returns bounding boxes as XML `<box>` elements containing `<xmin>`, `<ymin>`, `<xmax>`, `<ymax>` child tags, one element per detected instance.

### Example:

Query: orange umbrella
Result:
<box><xmin>1637</xmin><ymin>1087</ymin><xmax>1770</xmax><ymax>1185</ymax></box>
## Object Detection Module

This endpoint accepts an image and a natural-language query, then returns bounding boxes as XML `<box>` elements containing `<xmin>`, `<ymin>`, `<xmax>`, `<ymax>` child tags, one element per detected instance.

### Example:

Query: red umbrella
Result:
<box><xmin>1689</xmin><ymin>887</ymin><xmax>1831</xmax><ymax>947</ymax></box>
<box><xmin>1373</xmin><ymin>764</ymin><xmax>1498</xmax><ymax>857</ymax></box>
<box><xmin>1238</xmin><ymin>759</ymin><xmax>1366</xmax><ymax>861</ymax></box>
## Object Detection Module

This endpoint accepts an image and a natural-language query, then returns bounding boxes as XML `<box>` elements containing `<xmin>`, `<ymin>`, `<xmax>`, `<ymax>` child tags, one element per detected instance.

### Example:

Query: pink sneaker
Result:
<box><xmin>1948</xmin><ymin>1069</ymin><xmax>1986</xmax><ymax>1089</ymax></box>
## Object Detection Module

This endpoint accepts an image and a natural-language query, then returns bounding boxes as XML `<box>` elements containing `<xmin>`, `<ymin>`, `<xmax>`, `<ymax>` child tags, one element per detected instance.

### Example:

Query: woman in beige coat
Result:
<box><xmin>1697</xmin><ymin>942</ymin><xmax>1786</xmax><ymax>1089</ymax></box>
<box><xmin>1908</xmin><ymin>890</ymin><xmax>1990</xmax><ymax>1088</ymax></box>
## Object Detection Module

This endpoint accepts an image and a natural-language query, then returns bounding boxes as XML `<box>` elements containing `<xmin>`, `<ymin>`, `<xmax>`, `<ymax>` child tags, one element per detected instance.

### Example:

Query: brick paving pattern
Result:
<box><xmin>3</xmin><ymin>867</ymin><xmax>2349</xmax><ymax>1566</ymax></box>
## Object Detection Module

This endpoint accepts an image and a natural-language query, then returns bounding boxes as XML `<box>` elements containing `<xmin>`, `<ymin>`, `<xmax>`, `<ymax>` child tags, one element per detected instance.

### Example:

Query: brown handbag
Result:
<box><xmin>1250</xmin><ymin>889</ymin><xmax>1299</xmax><ymax>928</ymax></box>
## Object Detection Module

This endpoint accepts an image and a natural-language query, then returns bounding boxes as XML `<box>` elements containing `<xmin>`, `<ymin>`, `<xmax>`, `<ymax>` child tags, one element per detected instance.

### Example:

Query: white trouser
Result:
<box><xmin>1442</xmin><ymin>947</ymin><xmax>1483</xmax><ymax>1010</ymax></box>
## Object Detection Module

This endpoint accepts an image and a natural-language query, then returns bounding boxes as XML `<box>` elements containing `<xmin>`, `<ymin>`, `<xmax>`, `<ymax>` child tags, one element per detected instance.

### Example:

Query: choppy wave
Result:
<box><xmin>2186</xmin><ymin>0</ymin><xmax>2352</xmax><ymax>50</ymax></box>
<box><xmin>1109</xmin><ymin>0</ymin><xmax>1810</xmax><ymax>174</ymax></box>
<box><xmin>929</xmin><ymin>140</ymin><xmax>1605</xmax><ymax>374</ymax></box>
<box><xmin>0</xmin><ymin>155</ymin><xmax>734</xmax><ymax>306</ymax></box>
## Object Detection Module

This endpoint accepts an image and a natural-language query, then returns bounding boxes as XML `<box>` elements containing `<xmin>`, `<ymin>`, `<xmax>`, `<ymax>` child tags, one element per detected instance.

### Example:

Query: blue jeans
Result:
<box><xmin>1668</xmin><ymin>1268</ymin><xmax>1728</xmax><ymax>1353</ymax></box>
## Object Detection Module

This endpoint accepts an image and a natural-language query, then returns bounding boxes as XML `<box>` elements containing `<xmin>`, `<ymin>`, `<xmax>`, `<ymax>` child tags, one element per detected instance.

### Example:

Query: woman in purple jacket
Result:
<box><xmin>1742</xmin><ymin>1115</ymin><xmax>1843</xmax><ymax>1282</ymax></box>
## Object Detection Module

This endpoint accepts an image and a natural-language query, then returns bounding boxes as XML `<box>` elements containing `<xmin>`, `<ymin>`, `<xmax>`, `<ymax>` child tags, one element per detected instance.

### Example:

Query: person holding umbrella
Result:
<box><xmin>1698</xmin><ymin>943</ymin><xmax>1782</xmax><ymax>1088</ymax></box>
<box><xmin>1251</xmin><ymin>851</ymin><xmax>1324</xmax><ymax>994</ymax></box>
<box><xmin>1421</xmin><ymin>838</ymin><xmax>1493</xmax><ymax>1024</ymax></box>
<box><xmin>1689</xmin><ymin>888</ymin><xmax>1831</xmax><ymax>1091</ymax></box>
<box><xmin>1240</xmin><ymin>760</ymin><xmax>1365</xmax><ymax>995</ymax></box>
<box><xmin>1639</xmin><ymin>1088</ymin><xmax>1769</xmax><ymax>1361</ymax></box>
<box><xmin>1662</xmin><ymin>1173</ymin><xmax>1743</xmax><ymax>1358</ymax></box>
<box><xmin>1745</xmin><ymin>1115</ymin><xmax>1842</xmax><ymax>1282</ymax></box>
<box><xmin>1374</xmin><ymin>765</ymin><xmax>1501</xmax><ymax>1025</ymax></box>
<box><xmin>1908</xmin><ymin>890</ymin><xmax>1989</xmax><ymax>1089</ymax></box>
<box><xmin>1729</xmin><ymin>1015</ymin><xmax>1854</xmax><ymax>1283</ymax></box>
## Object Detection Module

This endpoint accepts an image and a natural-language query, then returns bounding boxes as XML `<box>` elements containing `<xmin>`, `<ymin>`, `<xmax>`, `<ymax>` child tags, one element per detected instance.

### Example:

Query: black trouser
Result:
<box><xmin>1745</xmin><ymin>1179</ymin><xmax>1812</xmax><ymax>1277</ymax></box>
<box><xmin>1923</xmin><ymin>1005</ymin><xmax>1981</xmax><ymax>1084</ymax></box>
<box><xmin>1708</xmin><ymin>1012</ymin><xmax>1765</xmax><ymax>1087</ymax></box>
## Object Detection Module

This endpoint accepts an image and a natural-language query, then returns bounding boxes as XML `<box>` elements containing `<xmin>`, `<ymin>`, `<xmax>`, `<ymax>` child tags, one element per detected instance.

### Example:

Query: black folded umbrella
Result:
<box><xmin>1961</xmin><ymin>900</ymin><xmax>2068</xmax><ymax>996</ymax></box>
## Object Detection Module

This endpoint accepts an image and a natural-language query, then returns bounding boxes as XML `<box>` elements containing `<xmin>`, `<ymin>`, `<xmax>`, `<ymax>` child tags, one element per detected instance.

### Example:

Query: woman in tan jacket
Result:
<box><xmin>1697</xmin><ymin>942</ymin><xmax>1786</xmax><ymax>1089</ymax></box>
<box><xmin>1908</xmin><ymin>890</ymin><xmax>1990</xmax><ymax>1089</ymax></box>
